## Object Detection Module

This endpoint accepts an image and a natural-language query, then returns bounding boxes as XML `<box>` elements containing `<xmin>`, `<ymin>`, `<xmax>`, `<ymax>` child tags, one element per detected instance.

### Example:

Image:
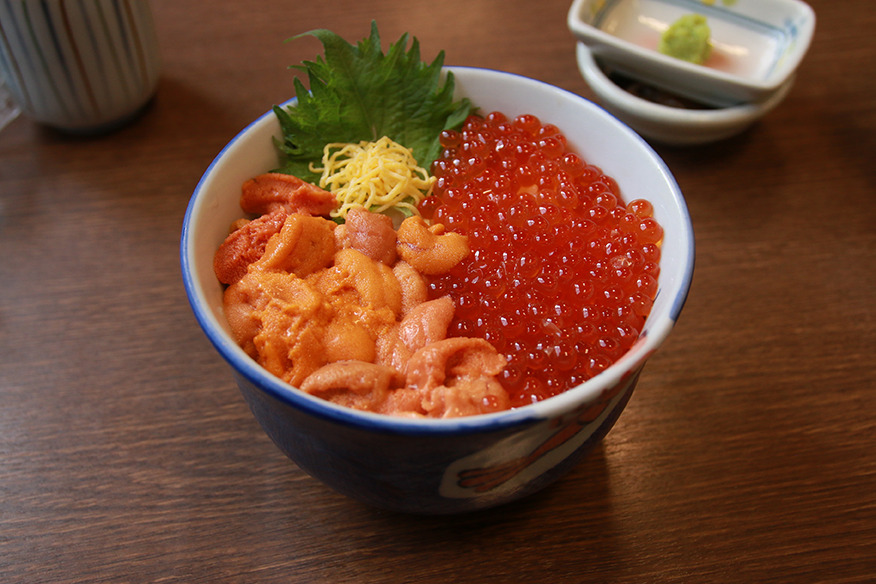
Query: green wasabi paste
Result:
<box><xmin>658</xmin><ymin>14</ymin><xmax>711</xmax><ymax>65</ymax></box>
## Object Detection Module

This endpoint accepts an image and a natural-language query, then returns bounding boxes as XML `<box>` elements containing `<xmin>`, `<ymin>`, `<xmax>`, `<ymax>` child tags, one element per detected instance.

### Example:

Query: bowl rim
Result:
<box><xmin>180</xmin><ymin>66</ymin><xmax>695</xmax><ymax>436</ymax></box>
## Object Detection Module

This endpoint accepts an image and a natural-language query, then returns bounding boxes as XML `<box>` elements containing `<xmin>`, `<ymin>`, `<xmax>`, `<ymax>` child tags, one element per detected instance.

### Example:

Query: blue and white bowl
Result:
<box><xmin>181</xmin><ymin>67</ymin><xmax>695</xmax><ymax>514</ymax></box>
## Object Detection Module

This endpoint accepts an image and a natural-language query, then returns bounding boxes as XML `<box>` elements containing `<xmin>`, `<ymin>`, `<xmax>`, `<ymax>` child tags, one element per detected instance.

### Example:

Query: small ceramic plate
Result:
<box><xmin>567</xmin><ymin>0</ymin><xmax>814</xmax><ymax>106</ymax></box>
<box><xmin>576</xmin><ymin>43</ymin><xmax>793</xmax><ymax>145</ymax></box>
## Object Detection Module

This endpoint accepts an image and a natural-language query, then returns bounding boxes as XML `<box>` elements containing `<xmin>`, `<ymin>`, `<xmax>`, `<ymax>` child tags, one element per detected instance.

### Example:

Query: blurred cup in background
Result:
<box><xmin>0</xmin><ymin>0</ymin><xmax>160</xmax><ymax>134</ymax></box>
<box><xmin>0</xmin><ymin>74</ymin><xmax>20</xmax><ymax>130</ymax></box>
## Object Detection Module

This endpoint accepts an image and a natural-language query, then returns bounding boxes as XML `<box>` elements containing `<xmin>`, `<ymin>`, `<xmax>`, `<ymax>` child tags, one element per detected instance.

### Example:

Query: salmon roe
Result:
<box><xmin>419</xmin><ymin>112</ymin><xmax>663</xmax><ymax>408</ymax></box>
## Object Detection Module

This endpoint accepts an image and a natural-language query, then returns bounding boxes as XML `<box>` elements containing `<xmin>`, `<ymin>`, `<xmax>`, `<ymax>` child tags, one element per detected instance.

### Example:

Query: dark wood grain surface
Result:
<box><xmin>2</xmin><ymin>1</ymin><xmax>874</xmax><ymax>582</ymax></box>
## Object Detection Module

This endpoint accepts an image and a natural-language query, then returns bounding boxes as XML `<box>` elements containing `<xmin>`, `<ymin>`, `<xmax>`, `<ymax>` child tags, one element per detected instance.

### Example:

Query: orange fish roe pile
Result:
<box><xmin>418</xmin><ymin>112</ymin><xmax>663</xmax><ymax>408</ymax></box>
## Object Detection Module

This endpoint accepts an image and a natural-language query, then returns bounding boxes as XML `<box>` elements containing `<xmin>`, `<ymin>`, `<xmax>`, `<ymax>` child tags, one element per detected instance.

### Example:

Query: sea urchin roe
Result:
<box><xmin>218</xmin><ymin>204</ymin><xmax>509</xmax><ymax>418</ymax></box>
<box><xmin>311</xmin><ymin>136</ymin><xmax>435</xmax><ymax>220</ymax></box>
<box><xmin>422</xmin><ymin>112</ymin><xmax>663</xmax><ymax>408</ymax></box>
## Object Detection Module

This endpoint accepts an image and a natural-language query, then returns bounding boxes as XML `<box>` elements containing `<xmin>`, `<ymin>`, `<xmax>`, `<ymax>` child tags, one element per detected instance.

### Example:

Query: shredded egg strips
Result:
<box><xmin>310</xmin><ymin>136</ymin><xmax>435</xmax><ymax>220</ymax></box>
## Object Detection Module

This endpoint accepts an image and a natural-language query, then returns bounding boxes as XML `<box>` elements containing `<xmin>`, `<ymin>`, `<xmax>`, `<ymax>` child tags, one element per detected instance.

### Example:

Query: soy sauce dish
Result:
<box><xmin>568</xmin><ymin>0</ymin><xmax>815</xmax><ymax>105</ymax></box>
<box><xmin>567</xmin><ymin>0</ymin><xmax>814</xmax><ymax>143</ymax></box>
<box><xmin>181</xmin><ymin>67</ymin><xmax>695</xmax><ymax>514</ymax></box>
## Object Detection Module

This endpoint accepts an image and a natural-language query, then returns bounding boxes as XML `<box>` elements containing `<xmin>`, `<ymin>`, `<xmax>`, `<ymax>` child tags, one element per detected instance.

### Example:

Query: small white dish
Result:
<box><xmin>567</xmin><ymin>0</ymin><xmax>815</xmax><ymax>106</ymax></box>
<box><xmin>576</xmin><ymin>43</ymin><xmax>793</xmax><ymax>145</ymax></box>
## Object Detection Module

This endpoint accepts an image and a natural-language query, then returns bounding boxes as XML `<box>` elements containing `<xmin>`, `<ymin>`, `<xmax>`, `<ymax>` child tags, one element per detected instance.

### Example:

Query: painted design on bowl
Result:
<box><xmin>441</xmin><ymin>358</ymin><xmax>645</xmax><ymax>499</ymax></box>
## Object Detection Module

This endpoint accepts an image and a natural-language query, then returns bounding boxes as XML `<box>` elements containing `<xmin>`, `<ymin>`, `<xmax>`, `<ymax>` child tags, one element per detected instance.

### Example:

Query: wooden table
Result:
<box><xmin>2</xmin><ymin>1</ymin><xmax>874</xmax><ymax>582</ymax></box>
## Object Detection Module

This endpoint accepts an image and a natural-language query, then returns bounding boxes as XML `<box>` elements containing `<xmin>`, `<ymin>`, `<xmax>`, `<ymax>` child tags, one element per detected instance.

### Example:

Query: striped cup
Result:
<box><xmin>0</xmin><ymin>0</ymin><xmax>160</xmax><ymax>133</ymax></box>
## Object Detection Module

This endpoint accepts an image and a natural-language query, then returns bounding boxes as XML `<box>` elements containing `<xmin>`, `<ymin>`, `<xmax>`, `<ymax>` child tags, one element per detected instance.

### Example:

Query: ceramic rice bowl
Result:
<box><xmin>181</xmin><ymin>67</ymin><xmax>695</xmax><ymax>514</ymax></box>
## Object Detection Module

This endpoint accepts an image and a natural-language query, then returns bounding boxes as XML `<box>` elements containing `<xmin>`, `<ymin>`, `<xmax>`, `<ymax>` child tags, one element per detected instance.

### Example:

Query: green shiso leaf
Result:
<box><xmin>273</xmin><ymin>21</ymin><xmax>472</xmax><ymax>184</ymax></box>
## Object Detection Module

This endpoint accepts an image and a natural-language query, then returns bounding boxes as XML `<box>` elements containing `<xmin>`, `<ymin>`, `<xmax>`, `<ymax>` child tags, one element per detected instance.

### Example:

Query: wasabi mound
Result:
<box><xmin>659</xmin><ymin>14</ymin><xmax>711</xmax><ymax>65</ymax></box>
